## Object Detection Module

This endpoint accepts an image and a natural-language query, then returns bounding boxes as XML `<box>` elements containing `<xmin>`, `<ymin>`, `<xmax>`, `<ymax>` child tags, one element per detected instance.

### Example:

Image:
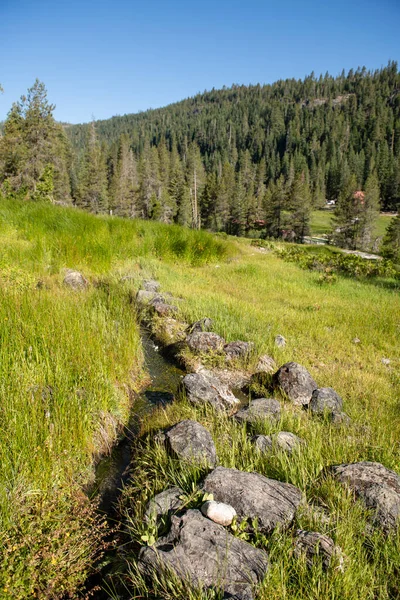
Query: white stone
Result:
<box><xmin>201</xmin><ymin>500</ymin><xmax>237</xmax><ymax>526</ymax></box>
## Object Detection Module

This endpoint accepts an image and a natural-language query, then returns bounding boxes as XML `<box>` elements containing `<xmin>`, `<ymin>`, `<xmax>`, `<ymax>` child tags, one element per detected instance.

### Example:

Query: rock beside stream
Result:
<box><xmin>183</xmin><ymin>371</ymin><xmax>240</xmax><ymax>411</ymax></box>
<box><xmin>63</xmin><ymin>269</ymin><xmax>88</xmax><ymax>290</ymax></box>
<box><xmin>203</xmin><ymin>466</ymin><xmax>302</xmax><ymax>533</ymax></box>
<box><xmin>139</xmin><ymin>509</ymin><xmax>268</xmax><ymax>600</ymax></box>
<box><xmin>234</xmin><ymin>398</ymin><xmax>281</xmax><ymax>424</ymax></box>
<box><xmin>143</xmin><ymin>279</ymin><xmax>161</xmax><ymax>293</ymax></box>
<box><xmin>223</xmin><ymin>341</ymin><xmax>254</xmax><ymax>361</ymax></box>
<box><xmin>145</xmin><ymin>486</ymin><xmax>184</xmax><ymax>522</ymax></box>
<box><xmin>186</xmin><ymin>331</ymin><xmax>225</xmax><ymax>353</ymax></box>
<box><xmin>164</xmin><ymin>419</ymin><xmax>218</xmax><ymax>467</ymax></box>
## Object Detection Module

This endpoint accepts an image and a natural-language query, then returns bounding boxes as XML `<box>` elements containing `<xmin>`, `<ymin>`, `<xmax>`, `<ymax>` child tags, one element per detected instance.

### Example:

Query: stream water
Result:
<box><xmin>84</xmin><ymin>329</ymin><xmax>185</xmax><ymax>597</ymax></box>
<box><xmin>93</xmin><ymin>328</ymin><xmax>185</xmax><ymax>514</ymax></box>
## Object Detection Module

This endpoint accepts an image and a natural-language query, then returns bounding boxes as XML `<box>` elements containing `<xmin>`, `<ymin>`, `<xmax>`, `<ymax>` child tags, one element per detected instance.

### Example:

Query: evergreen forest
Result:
<box><xmin>1</xmin><ymin>62</ymin><xmax>400</xmax><ymax>254</ymax></box>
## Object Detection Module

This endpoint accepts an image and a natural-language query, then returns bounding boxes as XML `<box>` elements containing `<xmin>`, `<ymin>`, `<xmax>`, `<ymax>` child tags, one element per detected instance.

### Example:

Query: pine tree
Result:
<box><xmin>381</xmin><ymin>214</ymin><xmax>400</xmax><ymax>262</ymax></box>
<box><xmin>264</xmin><ymin>175</ymin><xmax>287</xmax><ymax>238</ymax></box>
<box><xmin>0</xmin><ymin>80</ymin><xmax>71</xmax><ymax>202</ymax></box>
<box><xmin>78</xmin><ymin>121</ymin><xmax>108</xmax><ymax>213</ymax></box>
<box><xmin>110</xmin><ymin>135</ymin><xmax>138</xmax><ymax>217</ymax></box>
<box><xmin>358</xmin><ymin>172</ymin><xmax>380</xmax><ymax>249</ymax></box>
<box><xmin>332</xmin><ymin>174</ymin><xmax>360</xmax><ymax>248</ymax></box>
<box><xmin>288</xmin><ymin>172</ymin><xmax>312</xmax><ymax>241</ymax></box>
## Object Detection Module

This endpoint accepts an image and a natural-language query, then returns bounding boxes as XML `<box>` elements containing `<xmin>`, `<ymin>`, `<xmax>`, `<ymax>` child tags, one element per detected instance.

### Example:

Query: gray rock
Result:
<box><xmin>235</xmin><ymin>398</ymin><xmax>281</xmax><ymax>425</ymax></box>
<box><xmin>203</xmin><ymin>466</ymin><xmax>302</xmax><ymax>533</ymax></box>
<box><xmin>381</xmin><ymin>358</ymin><xmax>391</xmax><ymax>365</ymax></box>
<box><xmin>145</xmin><ymin>487</ymin><xmax>184</xmax><ymax>522</ymax></box>
<box><xmin>183</xmin><ymin>372</ymin><xmax>240</xmax><ymax>411</ymax></box>
<box><xmin>252</xmin><ymin>435</ymin><xmax>273</xmax><ymax>453</ymax></box>
<box><xmin>187</xmin><ymin>317</ymin><xmax>213</xmax><ymax>334</ymax></box>
<box><xmin>136</xmin><ymin>289</ymin><xmax>164</xmax><ymax>306</ymax></box>
<box><xmin>330</xmin><ymin>411</ymin><xmax>351</xmax><ymax>425</ymax></box>
<box><xmin>309</xmin><ymin>387</ymin><xmax>343</xmax><ymax>415</ymax></box>
<box><xmin>223</xmin><ymin>341</ymin><xmax>254</xmax><ymax>361</ymax></box>
<box><xmin>139</xmin><ymin>509</ymin><xmax>268</xmax><ymax>600</ymax></box>
<box><xmin>275</xmin><ymin>335</ymin><xmax>286</xmax><ymax>348</ymax></box>
<box><xmin>253</xmin><ymin>432</ymin><xmax>304</xmax><ymax>454</ymax></box>
<box><xmin>63</xmin><ymin>269</ymin><xmax>88</xmax><ymax>290</ymax></box>
<box><xmin>294</xmin><ymin>530</ymin><xmax>343</xmax><ymax>571</ymax></box>
<box><xmin>165</xmin><ymin>420</ymin><xmax>217</xmax><ymax>467</ymax></box>
<box><xmin>143</xmin><ymin>279</ymin><xmax>161</xmax><ymax>292</ymax></box>
<box><xmin>201</xmin><ymin>501</ymin><xmax>237</xmax><ymax>526</ymax></box>
<box><xmin>255</xmin><ymin>355</ymin><xmax>277</xmax><ymax>374</ymax></box>
<box><xmin>273</xmin><ymin>362</ymin><xmax>318</xmax><ymax>406</ymax></box>
<box><xmin>152</xmin><ymin>302</ymin><xmax>178</xmax><ymax>317</ymax></box>
<box><xmin>327</xmin><ymin>461</ymin><xmax>400</xmax><ymax>531</ymax></box>
<box><xmin>186</xmin><ymin>331</ymin><xmax>225</xmax><ymax>353</ymax></box>
<box><xmin>203</xmin><ymin>367</ymin><xmax>251</xmax><ymax>389</ymax></box>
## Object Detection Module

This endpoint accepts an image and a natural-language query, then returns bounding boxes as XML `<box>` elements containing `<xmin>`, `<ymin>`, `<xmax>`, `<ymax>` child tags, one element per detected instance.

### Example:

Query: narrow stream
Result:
<box><xmin>93</xmin><ymin>328</ymin><xmax>185</xmax><ymax>513</ymax></box>
<box><xmin>84</xmin><ymin>329</ymin><xmax>185</xmax><ymax>598</ymax></box>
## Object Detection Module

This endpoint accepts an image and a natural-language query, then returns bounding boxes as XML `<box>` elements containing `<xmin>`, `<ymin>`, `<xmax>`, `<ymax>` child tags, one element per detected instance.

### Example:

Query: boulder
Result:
<box><xmin>203</xmin><ymin>466</ymin><xmax>302</xmax><ymax>533</ymax></box>
<box><xmin>327</xmin><ymin>461</ymin><xmax>400</xmax><ymax>531</ymax></box>
<box><xmin>273</xmin><ymin>362</ymin><xmax>317</xmax><ymax>406</ymax></box>
<box><xmin>186</xmin><ymin>331</ymin><xmax>225</xmax><ymax>353</ymax></box>
<box><xmin>309</xmin><ymin>387</ymin><xmax>343</xmax><ymax>415</ymax></box>
<box><xmin>183</xmin><ymin>372</ymin><xmax>239</xmax><ymax>411</ymax></box>
<box><xmin>165</xmin><ymin>420</ymin><xmax>217</xmax><ymax>467</ymax></box>
<box><xmin>203</xmin><ymin>367</ymin><xmax>251</xmax><ymax>390</ymax></box>
<box><xmin>152</xmin><ymin>302</ymin><xmax>178</xmax><ymax>317</ymax></box>
<box><xmin>253</xmin><ymin>431</ymin><xmax>304</xmax><ymax>454</ymax></box>
<box><xmin>63</xmin><ymin>269</ymin><xmax>88</xmax><ymax>290</ymax></box>
<box><xmin>145</xmin><ymin>486</ymin><xmax>184</xmax><ymax>522</ymax></box>
<box><xmin>294</xmin><ymin>530</ymin><xmax>343</xmax><ymax>571</ymax></box>
<box><xmin>255</xmin><ymin>355</ymin><xmax>277</xmax><ymax>374</ymax></box>
<box><xmin>187</xmin><ymin>317</ymin><xmax>213</xmax><ymax>334</ymax></box>
<box><xmin>275</xmin><ymin>335</ymin><xmax>286</xmax><ymax>348</ymax></box>
<box><xmin>139</xmin><ymin>509</ymin><xmax>268</xmax><ymax>600</ymax></box>
<box><xmin>201</xmin><ymin>500</ymin><xmax>237</xmax><ymax>526</ymax></box>
<box><xmin>136</xmin><ymin>289</ymin><xmax>164</xmax><ymax>306</ymax></box>
<box><xmin>143</xmin><ymin>279</ymin><xmax>161</xmax><ymax>293</ymax></box>
<box><xmin>223</xmin><ymin>341</ymin><xmax>254</xmax><ymax>361</ymax></box>
<box><xmin>234</xmin><ymin>398</ymin><xmax>281</xmax><ymax>425</ymax></box>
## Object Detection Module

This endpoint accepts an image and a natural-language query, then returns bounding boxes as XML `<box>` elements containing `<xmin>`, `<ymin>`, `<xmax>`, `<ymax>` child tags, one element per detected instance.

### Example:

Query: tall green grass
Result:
<box><xmin>0</xmin><ymin>196</ymin><xmax>231</xmax><ymax>598</ymax></box>
<box><xmin>119</xmin><ymin>240</ymin><xmax>400</xmax><ymax>600</ymax></box>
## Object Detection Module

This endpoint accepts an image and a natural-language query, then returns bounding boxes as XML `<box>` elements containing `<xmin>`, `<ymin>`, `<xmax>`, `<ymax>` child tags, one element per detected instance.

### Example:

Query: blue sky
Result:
<box><xmin>1</xmin><ymin>0</ymin><xmax>399</xmax><ymax>124</ymax></box>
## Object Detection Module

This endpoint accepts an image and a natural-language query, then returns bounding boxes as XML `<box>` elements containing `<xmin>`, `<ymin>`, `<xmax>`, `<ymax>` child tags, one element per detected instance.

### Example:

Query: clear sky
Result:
<box><xmin>1</xmin><ymin>0</ymin><xmax>399</xmax><ymax>124</ymax></box>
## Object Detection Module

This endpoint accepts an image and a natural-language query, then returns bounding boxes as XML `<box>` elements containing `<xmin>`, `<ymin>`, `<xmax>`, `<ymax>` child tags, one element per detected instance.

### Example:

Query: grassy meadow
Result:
<box><xmin>310</xmin><ymin>209</ymin><xmax>393</xmax><ymax>239</ymax></box>
<box><xmin>0</xmin><ymin>196</ymin><xmax>399</xmax><ymax>599</ymax></box>
<box><xmin>120</xmin><ymin>242</ymin><xmax>400</xmax><ymax>599</ymax></box>
<box><xmin>0</xmin><ymin>197</ymin><xmax>229</xmax><ymax>599</ymax></box>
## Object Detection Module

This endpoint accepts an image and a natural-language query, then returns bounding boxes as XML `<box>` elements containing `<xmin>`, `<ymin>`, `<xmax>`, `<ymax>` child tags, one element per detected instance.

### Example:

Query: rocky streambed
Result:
<box><xmin>84</xmin><ymin>276</ymin><xmax>400</xmax><ymax>600</ymax></box>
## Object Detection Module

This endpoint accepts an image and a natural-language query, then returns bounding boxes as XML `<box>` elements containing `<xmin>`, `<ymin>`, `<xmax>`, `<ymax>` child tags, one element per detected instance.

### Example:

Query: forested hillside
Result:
<box><xmin>1</xmin><ymin>62</ymin><xmax>400</xmax><ymax>252</ymax></box>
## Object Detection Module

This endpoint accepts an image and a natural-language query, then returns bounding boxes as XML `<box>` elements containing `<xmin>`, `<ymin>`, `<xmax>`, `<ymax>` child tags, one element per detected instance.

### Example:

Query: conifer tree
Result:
<box><xmin>381</xmin><ymin>214</ymin><xmax>400</xmax><ymax>262</ymax></box>
<box><xmin>110</xmin><ymin>135</ymin><xmax>138</xmax><ymax>217</ymax></box>
<box><xmin>78</xmin><ymin>121</ymin><xmax>108</xmax><ymax>213</ymax></box>
<box><xmin>288</xmin><ymin>172</ymin><xmax>312</xmax><ymax>241</ymax></box>
<box><xmin>0</xmin><ymin>80</ymin><xmax>71</xmax><ymax>202</ymax></box>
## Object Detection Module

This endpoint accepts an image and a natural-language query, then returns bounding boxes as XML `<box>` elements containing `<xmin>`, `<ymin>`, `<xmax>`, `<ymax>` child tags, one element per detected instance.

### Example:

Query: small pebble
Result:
<box><xmin>275</xmin><ymin>335</ymin><xmax>286</xmax><ymax>348</ymax></box>
<box><xmin>201</xmin><ymin>500</ymin><xmax>236</xmax><ymax>526</ymax></box>
<box><xmin>381</xmin><ymin>358</ymin><xmax>391</xmax><ymax>365</ymax></box>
